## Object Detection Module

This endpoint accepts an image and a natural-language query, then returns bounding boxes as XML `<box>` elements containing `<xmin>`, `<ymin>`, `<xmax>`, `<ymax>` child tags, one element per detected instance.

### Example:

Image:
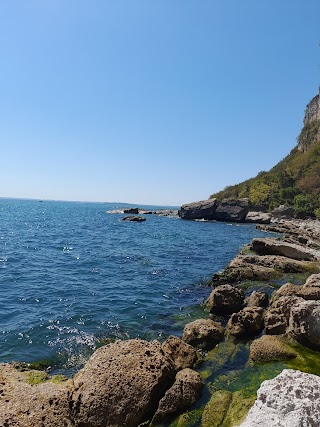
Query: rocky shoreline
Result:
<box><xmin>2</xmin><ymin>214</ymin><xmax>320</xmax><ymax>426</ymax></box>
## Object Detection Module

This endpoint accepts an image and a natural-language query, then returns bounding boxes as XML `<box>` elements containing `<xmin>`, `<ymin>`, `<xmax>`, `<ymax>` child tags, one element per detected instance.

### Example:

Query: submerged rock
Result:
<box><xmin>122</xmin><ymin>215</ymin><xmax>146</xmax><ymax>222</ymax></box>
<box><xmin>238</xmin><ymin>369</ymin><xmax>320</xmax><ymax>427</ymax></box>
<box><xmin>182</xmin><ymin>319</ymin><xmax>225</xmax><ymax>351</ymax></box>
<box><xmin>249</xmin><ymin>335</ymin><xmax>297</xmax><ymax>363</ymax></box>
<box><xmin>226</xmin><ymin>307</ymin><xmax>264</xmax><ymax>338</ymax></box>
<box><xmin>206</xmin><ymin>284</ymin><xmax>245</xmax><ymax>315</ymax></box>
<box><xmin>152</xmin><ymin>368</ymin><xmax>203</xmax><ymax>424</ymax></box>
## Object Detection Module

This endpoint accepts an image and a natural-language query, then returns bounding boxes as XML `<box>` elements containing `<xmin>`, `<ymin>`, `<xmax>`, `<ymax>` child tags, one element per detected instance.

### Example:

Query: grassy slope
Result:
<box><xmin>210</xmin><ymin>120</ymin><xmax>320</xmax><ymax>216</ymax></box>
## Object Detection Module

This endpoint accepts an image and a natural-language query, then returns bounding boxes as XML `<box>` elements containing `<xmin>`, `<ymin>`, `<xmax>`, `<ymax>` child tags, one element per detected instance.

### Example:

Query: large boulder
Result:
<box><xmin>206</xmin><ymin>285</ymin><xmax>245</xmax><ymax>315</ymax></box>
<box><xmin>226</xmin><ymin>307</ymin><xmax>264</xmax><ymax>338</ymax></box>
<box><xmin>250</xmin><ymin>237</ymin><xmax>319</xmax><ymax>261</ymax></box>
<box><xmin>245</xmin><ymin>211</ymin><xmax>271</xmax><ymax>224</ymax></box>
<box><xmin>182</xmin><ymin>319</ymin><xmax>224</xmax><ymax>351</ymax></box>
<box><xmin>152</xmin><ymin>368</ymin><xmax>203</xmax><ymax>424</ymax></box>
<box><xmin>287</xmin><ymin>299</ymin><xmax>320</xmax><ymax>348</ymax></box>
<box><xmin>264</xmin><ymin>296</ymin><xmax>302</xmax><ymax>335</ymax></box>
<box><xmin>123</xmin><ymin>207</ymin><xmax>139</xmax><ymax>214</ymax></box>
<box><xmin>249</xmin><ymin>335</ymin><xmax>297</xmax><ymax>363</ymax></box>
<box><xmin>72</xmin><ymin>339</ymin><xmax>176</xmax><ymax>427</ymax></box>
<box><xmin>238</xmin><ymin>369</ymin><xmax>320</xmax><ymax>427</ymax></box>
<box><xmin>178</xmin><ymin>199</ymin><xmax>218</xmax><ymax>220</ymax></box>
<box><xmin>213</xmin><ymin>198</ymin><xmax>249</xmax><ymax>222</ymax></box>
<box><xmin>298</xmin><ymin>273</ymin><xmax>320</xmax><ymax>300</ymax></box>
<box><xmin>0</xmin><ymin>364</ymin><xmax>73</xmax><ymax>427</ymax></box>
<box><xmin>162</xmin><ymin>336</ymin><xmax>198</xmax><ymax>370</ymax></box>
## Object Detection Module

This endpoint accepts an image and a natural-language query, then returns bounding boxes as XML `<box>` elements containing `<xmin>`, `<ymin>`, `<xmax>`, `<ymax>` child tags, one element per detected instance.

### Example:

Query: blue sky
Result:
<box><xmin>1</xmin><ymin>1</ymin><xmax>319</xmax><ymax>206</ymax></box>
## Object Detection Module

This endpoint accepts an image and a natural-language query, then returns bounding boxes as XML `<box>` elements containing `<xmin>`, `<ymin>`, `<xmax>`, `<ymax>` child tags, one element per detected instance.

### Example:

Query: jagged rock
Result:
<box><xmin>264</xmin><ymin>296</ymin><xmax>302</xmax><ymax>335</ymax></box>
<box><xmin>271</xmin><ymin>205</ymin><xmax>294</xmax><ymax>219</ymax></box>
<box><xmin>287</xmin><ymin>299</ymin><xmax>320</xmax><ymax>348</ymax></box>
<box><xmin>162</xmin><ymin>336</ymin><xmax>198</xmax><ymax>370</ymax></box>
<box><xmin>206</xmin><ymin>285</ymin><xmax>245</xmax><ymax>315</ymax></box>
<box><xmin>245</xmin><ymin>211</ymin><xmax>271</xmax><ymax>224</ymax></box>
<box><xmin>123</xmin><ymin>208</ymin><xmax>139</xmax><ymax>214</ymax></box>
<box><xmin>298</xmin><ymin>273</ymin><xmax>320</xmax><ymax>300</ymax></box>
<box><xmin>210</xmin><ymin>254</ymin><xmax>316</xmax><ymax>285</ymax></box>
<box><xmin>246</xmin><ymin>291</ymin><xmax>269</xmax><ymax>308</ymax></box>
<box><xmin>250</xmin><ymin>237</ymin><xmax>319</xmax><ymax>261</ymax></box>
<box><xmin>182</xmin><ymin>319</ymin><xmax>224</xmax><ymax>351</ymax></box>
<box><xmin>72</xmin><ymin>339</ymin><xmax>176</xmax><ymax>427</ymax></box>
<box><xmin>152</xmin><ymin>368</ymin><xmax>203</xmax><ymax>424</ymax></box>
<box><xmin>238</xmin><ymin>369</ymin><xmax>320</xmax><ymax>427</ymax></box>
<box><xmin>122</xmin><ymin>215</ymin><xmax>146</xmax><ymax>222</ymax></box>
<box><xmin>271</xmin><ymin>282</ymin><xmax>302</xmax><ymax>301</ymax></box>
<box><xmin>213</xmin><ymin>198</ymin><xmax>249</xmax><ymax>222</ymax></box>
<box><xmin>0</xmin><ymin>364</ymin><xmax>73</xmax><ymax>427</ymax></box>
<box><xmin>249</xmin><ymin>335</ymin><xmax>297</xmax><ymax>363</ymax></box>
<box><xmin>226</xmin><ymin>307</ymin><xmax>264</xmax><ymax>338</ymax></box>
<box><xmin>178</xmin><ymin>199</ymin><xmax>218</xmax><ymax>220</ymax></box>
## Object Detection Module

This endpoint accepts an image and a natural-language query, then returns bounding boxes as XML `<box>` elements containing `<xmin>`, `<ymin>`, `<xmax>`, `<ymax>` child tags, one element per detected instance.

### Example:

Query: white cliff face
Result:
<box><xmin>237</xmin><ymin>369</ymin><xmax>320</xmax><ymax>427</ymax></box>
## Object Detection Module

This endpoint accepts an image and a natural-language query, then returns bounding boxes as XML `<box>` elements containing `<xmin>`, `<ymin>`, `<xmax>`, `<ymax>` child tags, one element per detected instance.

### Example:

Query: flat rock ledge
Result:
<box><xmin>237</xmin><ymin>369</ymin><xmax>320</xmax><ymax>427</ymax></box>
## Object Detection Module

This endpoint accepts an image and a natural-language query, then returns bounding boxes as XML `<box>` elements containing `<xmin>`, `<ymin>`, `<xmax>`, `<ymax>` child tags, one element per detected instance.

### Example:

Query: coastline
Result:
<box><xmin>1</xmin><ymin>215</ymin><xmax>320</xmax><ymax>426</ymax></box>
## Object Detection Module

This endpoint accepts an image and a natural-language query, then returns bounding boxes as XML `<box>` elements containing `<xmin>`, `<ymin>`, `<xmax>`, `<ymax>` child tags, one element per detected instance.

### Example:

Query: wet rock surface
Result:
<box><xmin>238</xmin><ymin>369</ymin><xmax>320</xmax><ymax>427</ymax></box>
<box><xmin>206</xmin><ymin>284</ymin><xmax>245</xmax><ymax>315</ymax></box>
<box><xmin>249</xmin><ymin>335</ymin><xmax>297</xmax><ymax>363</ymax></box>
<box><xmin>226</xmin><ymin>307</ymin><xmax>264</xmax><ymax>338</ymax></box>
<box><xmin>182</xmin><ymin>319</ymin><xmax>225</xmax><ymax>351</ymax></box>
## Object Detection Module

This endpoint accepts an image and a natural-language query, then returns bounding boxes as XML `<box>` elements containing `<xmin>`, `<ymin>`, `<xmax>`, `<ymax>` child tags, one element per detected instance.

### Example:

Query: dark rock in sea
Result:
<box><xmin>271</xmin><ymin>204</ymin><xmax>294</xmax><ymax>220</ymax></box>
<box><xmin>245</xmin><ymin>211</ymin><xmax>271</xmax><ymax>224</ymax></box>
<box><xmin>72</xmin><ymin>339</ymin><xmax>176</xmax><ymax>427</ymax></box>
<box><xmin>206</xmin><ymin>284</ymin><xmax>245</xmax><ymax>315</ymax></box>
<box><xmin>162</xmin><ymin>335</ymin><xmax>198</xmax><ymax>370</ymax></box>
<box><xmin>122</xmin><ymin>215</ymin><xmax>146</xmax><ymax>222</ymax></box>
<box><xmin>226</xmin><ymin>306</ymin><xmax>264</xmax><ymax>338</ymax></box>
<box><xmin>152</xmin><ymin>368</ymin><xmax>204</xmax><ymax>424</ymax></box>
<box><xmin>249</xmin><ymin>335</ymin><xmax>297</xmax><ymax>363</ymax></box>
<box><xmin>182</xmin><ymin>319</ymin><xmax>225</xmax><ymax>351</ymax></box>
<box><xmin>246</xmin><ymin>291</ymin><xmax>269</xmax><ymax>308</ymax></box>
<box><xmin>250</xmin><ymin>237</ymin><xmax>319</xmax><ymax>261</ymax></box>
<box><xmin>178</xmin><ymin>199</ymin><xmax>218</xmax><ymax>220</ymax></box>
<box><xmin>123</xmin><ymin>207</ymin><xmax>139</xmax><ymax>214</ymax></box>
<box><xmin>213</xmin><ymin>198</ymin><xmax>250</xmax><ymax>222</ymax></box>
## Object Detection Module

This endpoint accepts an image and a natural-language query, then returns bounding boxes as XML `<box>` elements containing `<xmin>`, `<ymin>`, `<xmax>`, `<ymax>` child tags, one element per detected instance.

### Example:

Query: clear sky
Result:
<box><xmin>1</xmin><ymin>1</ymin><xmax>319</xmax><ymax>206</ymax></box>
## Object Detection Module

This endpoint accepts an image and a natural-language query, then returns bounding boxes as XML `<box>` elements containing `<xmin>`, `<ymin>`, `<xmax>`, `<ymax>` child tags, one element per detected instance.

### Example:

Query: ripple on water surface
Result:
<box><xmin>0</xmin><ymin>199</ymin><xmax>273</xmax><ymax>374</ymax></box>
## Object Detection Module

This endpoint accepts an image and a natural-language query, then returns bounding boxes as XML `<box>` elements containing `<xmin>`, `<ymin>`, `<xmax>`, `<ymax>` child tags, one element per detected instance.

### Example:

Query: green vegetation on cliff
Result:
<box><xmin>210</xmin><ymin>120</ymin><xmax>320</xmax><ymax>217</ymax></box>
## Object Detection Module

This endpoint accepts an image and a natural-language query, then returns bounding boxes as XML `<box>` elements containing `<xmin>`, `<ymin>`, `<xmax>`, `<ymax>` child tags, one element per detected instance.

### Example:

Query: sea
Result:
<box><xmin>0</xmin><ymin>198</ymin><xmax>272</xmax><ymax>375</ymax></box>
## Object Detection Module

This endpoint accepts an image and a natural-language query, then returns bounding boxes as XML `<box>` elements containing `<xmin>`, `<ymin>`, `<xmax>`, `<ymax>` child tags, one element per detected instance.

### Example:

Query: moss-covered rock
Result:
<box><xmin>249</xmin><ymin>335</ymin><xmax>297</xmax><ymax>363</ymax></box>
<box><xmin>201</xmin><ymin>390</ymin><xmax>232</xmax><ymax>427</ymax></box>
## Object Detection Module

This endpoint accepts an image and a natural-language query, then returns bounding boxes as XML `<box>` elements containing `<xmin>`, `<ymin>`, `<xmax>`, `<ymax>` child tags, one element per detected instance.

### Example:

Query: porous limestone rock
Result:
<box><xmin>0</xmin><ymin>364</ymin><xmax>73</xmax><ymax>427</ymax></box>
<box><xmin>182</xmin><ymin>319</ymin><xmax>224</xmax><ymax>351</ymax></box>
<box><xmin>178</xmin><ymin>199</ymin><xmax>218</xmax><ymax>220</ymax></box>
<box><xmin>249</xmin><ymin>335</ymin><xmax>297</xmax><ymax>363</ymax></box>
<box><xmin>162</xmin><ymin>335</ymin><xmax>198</xmax><ymax>370</ymax></box>
<box><xmin>206</xmin><ymin>285</ymin><xmax>244</xmax><ymax>315</ymax></box>
<box><xmin>299</xmin><ymin>273</ymin><xmax>320</xmax><ymax>300</ymax></box>
<box><xmin>72</xmin><ymin>339</ymin><xmax>176</xmax><ymax>427</ymax></box>
<box><xmin>152</xmin><ymin>368</ymin><xmax>203</xmax><ymax>424</ymax></box>
<box><xmin>246</xmin><ymin>290</ymin><xmax>269</xmax><ymax>308</ymax></box>
<box><xmin>287</xmin><ymin>299</ymin><xmax>320</xmax><ymax>348</ymax></box>
<box><xmin>264</xmin><ymin>296</ymin><xmax>302</xmax><ymax>335</ymax></box>
<box><xmin>238</xmin><ymin>369</ymin><xmax>320</xmax><ymax>427</ymax></box>
<box><xmin>226</xmin><ymin>307</ymin><xmax>264</xmax><ymax>338</ymax></box>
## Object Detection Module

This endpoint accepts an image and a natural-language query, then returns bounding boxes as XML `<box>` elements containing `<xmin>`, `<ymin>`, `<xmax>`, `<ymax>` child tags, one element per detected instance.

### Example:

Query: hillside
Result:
<box><xmin>210</xmin><ymin>90</ymin><xmax>320</xmax><ymax>218</ymax></box>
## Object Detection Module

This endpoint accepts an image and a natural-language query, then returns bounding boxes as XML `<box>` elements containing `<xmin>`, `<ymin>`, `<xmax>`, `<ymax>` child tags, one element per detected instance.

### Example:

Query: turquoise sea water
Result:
<box><xmin>0</xmin><ymin>199</ymin><xmax>271</xmax><ymax>374</ymax></box>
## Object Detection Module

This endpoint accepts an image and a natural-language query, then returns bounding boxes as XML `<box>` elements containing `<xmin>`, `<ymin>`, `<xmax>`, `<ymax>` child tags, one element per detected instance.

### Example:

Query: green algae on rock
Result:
<box><xmin>249</xmin><ymin>335</ymin><xmax>297</xmax><ymax>363</ymax></box>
